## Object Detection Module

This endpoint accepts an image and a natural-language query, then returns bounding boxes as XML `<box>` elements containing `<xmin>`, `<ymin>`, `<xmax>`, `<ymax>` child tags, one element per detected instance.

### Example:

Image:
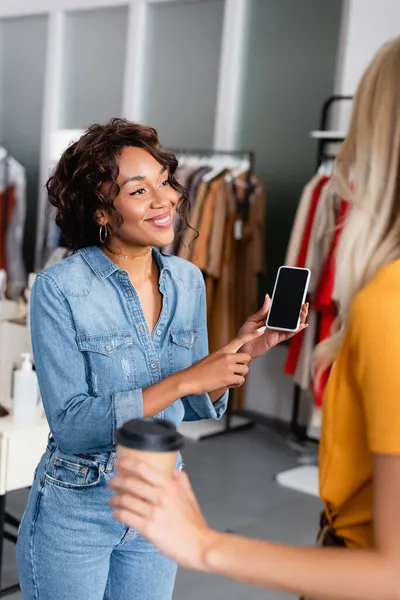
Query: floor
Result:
<box><xmin>2</xmin><ymin>425</ymin><xmax>321</xmax><ymax>599</ymax></box>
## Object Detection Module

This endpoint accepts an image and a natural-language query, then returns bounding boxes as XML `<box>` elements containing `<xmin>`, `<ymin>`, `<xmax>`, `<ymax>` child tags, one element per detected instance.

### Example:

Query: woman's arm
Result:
<box><xmin>205</xmin><ymin>454</ymin><xmax>400</xmax><ymax>599</ymax></box>
<box><xmin>31</xmin><ymin>274</ymin><xmax>259</xmax><ymax>453</ymax></box>
<box><xmin>109</xmin><ymin>454</ymin><xmax>400</xmax><ymax>600</ymax></box>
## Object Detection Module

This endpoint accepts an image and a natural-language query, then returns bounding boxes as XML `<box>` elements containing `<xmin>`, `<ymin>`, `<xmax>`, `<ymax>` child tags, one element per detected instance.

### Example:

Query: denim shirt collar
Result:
<box><xmin>79</xmin><ymin>246</ymin><xmax>171</xmax><ymax>281</ymax></box>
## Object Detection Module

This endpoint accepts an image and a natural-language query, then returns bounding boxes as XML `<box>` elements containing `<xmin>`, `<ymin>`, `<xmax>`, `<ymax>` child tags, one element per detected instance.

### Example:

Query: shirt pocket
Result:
<box><xmin>44</xmin><ymin>454</ymin><xmax>103</xmax><ymax>490</ymax></box>
<box><xmin>169</xmin><ymin>328</ymin><xmax>197</xmax><ymax>374</ymax></box>
<box><xmin>77</xmin><ymin>332</ymin><xmax>136</xmax><ymax>394</ymax></box>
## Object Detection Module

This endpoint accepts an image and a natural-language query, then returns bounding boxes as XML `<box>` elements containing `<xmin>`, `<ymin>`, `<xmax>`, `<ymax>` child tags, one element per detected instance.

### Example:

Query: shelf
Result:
<box><xmin>310</xmin><ymin>130</ymin><xmax>347</xmax><ymax>140</ymax></box>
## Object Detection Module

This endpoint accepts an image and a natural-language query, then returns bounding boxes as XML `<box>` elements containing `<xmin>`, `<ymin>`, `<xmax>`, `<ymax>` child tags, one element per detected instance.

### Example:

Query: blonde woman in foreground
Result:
<box><xmin>109</xmin><ymin>37</ymin><xmax>400</xmax><ymax>600</ymax></box>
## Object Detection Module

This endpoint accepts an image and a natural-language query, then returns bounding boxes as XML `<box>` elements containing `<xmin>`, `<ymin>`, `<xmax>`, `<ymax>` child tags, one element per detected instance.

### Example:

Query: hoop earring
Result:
<box><xmin>99</xmin><ymin>225</ymin><xmax>108</xmax><ymax>244</ymax></box>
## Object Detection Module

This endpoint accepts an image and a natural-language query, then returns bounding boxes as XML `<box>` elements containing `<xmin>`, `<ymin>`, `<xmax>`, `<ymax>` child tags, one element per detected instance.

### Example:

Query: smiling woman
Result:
<box><xmin>16</xmin><ymin>118</ymin><xmax>306</xmax><ymax>600</ymax></box>
<box><xmin>100</xmin><ymin>147</ymin><xmax>179</xmax><ymax>254</ymax></box>
<box><xmin>46</xmin><ymin>119</ymin><xmax>190</xmax><ymax>253</ymax></box>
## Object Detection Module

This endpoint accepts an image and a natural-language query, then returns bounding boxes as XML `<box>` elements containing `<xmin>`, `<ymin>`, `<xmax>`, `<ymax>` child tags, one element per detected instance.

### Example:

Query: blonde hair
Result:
<box><xmin>314</xmin><ymin>36</ymin><xmax>400</xmax><ymax>371</ymax></box>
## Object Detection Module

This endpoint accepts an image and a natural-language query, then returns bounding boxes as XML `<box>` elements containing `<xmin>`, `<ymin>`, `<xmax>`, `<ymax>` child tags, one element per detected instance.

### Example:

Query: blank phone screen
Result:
<box><xmin>267</xmin><ymin>267</ymin><xmax>309</xmax><ymax>331</ymax></box>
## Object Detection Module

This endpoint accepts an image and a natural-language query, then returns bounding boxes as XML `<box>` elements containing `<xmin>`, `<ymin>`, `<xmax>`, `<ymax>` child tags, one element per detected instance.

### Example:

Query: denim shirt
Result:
<box><xmin>31</xmin><ymin>246</ymin><xmax>228</xmax><ymax>457</ymax></box>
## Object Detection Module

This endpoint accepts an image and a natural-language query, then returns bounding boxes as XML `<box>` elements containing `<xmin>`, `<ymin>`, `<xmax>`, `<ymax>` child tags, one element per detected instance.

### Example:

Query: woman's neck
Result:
<box><xmin>103</xmin><ymin>244</ymin><xmax>155</xmax><ymax>285</ymax></box>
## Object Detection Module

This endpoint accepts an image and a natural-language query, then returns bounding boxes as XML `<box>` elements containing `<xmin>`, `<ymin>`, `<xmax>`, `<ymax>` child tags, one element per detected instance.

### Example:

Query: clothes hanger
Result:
<box><xmin>203</xmin><ymin>155</ymin><xmax>229</xmax><ymax>183</ymax></box>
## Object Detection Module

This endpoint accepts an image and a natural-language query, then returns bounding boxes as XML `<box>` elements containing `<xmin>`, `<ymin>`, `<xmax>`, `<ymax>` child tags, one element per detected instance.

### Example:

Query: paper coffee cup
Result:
<box><xmin>116</xmin><ymin>418</ymin><xmax>184</xmax><ymax>478</ymax></box>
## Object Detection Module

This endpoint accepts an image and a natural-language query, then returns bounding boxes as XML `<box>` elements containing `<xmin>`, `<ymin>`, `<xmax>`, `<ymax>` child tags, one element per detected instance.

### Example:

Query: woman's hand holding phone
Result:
<box><xmin>238</xmin><ymin>295</ymin><xmax>309</xmax><ymax>360</ymax></box>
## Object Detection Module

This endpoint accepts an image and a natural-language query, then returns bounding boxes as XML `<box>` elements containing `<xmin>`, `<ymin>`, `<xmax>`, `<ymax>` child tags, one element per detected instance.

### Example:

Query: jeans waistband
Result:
<box><xmin>46</xmin><ymin>437</ymin><xmax>117</xmax><ymax>473</ymax></box>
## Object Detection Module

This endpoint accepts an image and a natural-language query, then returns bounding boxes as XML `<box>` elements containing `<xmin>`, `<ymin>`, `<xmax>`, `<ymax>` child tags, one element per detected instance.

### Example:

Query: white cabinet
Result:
<box><xmin>0</xmin><ymin>417</ymin><xmax>49</xmax><ymax>494</ymax></box>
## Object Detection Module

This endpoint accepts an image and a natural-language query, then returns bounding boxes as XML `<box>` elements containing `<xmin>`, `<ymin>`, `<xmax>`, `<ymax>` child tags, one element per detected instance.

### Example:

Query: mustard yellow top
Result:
<box><xmin>319</xmin><ymin>259</ymin><xmax>400</xmax><ymax>548</ymax></box>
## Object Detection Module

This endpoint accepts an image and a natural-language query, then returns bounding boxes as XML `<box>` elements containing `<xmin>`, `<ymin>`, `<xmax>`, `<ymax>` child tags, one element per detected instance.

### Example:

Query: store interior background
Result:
<box><xmin>0</xmin><ymin>0</ymin><xmax>399</xmax><ymax>598</ymax></box>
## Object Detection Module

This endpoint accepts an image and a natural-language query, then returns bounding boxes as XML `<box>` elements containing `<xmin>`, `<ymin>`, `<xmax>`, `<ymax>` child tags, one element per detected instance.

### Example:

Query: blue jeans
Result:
<box><xmin>16</xmin><ymin>443</ymin><xmax>177</xmax><ymax>600</ymax></box>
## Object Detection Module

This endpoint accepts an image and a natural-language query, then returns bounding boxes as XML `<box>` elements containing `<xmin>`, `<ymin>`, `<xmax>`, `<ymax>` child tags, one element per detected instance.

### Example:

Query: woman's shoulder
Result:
<box><xmin>159</xmin><ymin>251</ymin><xmax>204</xmax><ymax>289</ymax></box>
<box><xmin>36</xmin><ymin>251</ymin><xmax>92</xmax><ymax>293</ymax></box>
<box><xmin>351</xmin><ymin>259</ymin><xmax>400</xmax><ymax>330</ymax></box>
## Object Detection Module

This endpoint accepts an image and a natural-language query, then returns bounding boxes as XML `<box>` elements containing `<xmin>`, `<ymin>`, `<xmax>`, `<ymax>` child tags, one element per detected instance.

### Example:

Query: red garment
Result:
<box><xmin>0</xmin><ymin>185</ymin><xmax>16</xmax><ymax>271</ymax></box>
<box><xmin>312</xmin><ymin>200</ymin><xmax>350</xmax><ymax>405</ymax></box>
<box><xmin>285</xmin><ymin>176</ymin><xmax>330</xmax><ymax>376</ymax></box>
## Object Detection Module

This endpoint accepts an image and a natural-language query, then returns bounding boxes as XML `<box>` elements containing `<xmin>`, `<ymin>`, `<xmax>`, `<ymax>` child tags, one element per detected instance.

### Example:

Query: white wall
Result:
<box><xmin>245</xmin><ymin>346</ymin><xmax>295</xmax><ymax>423</ymax></box>
<box><xmin>60</xmin><ymin>6</ymin><xmax>128</xmax><ymax>129</ymax></box>
<box><xmin>142</xmin><ymin>0</ymin><xmax>224</xmax><ymax>149</ymax></box>
<box><xmin>335</xmin><ymin>0</ymin><xmax>400</xmax><ymax>129</ymax></box>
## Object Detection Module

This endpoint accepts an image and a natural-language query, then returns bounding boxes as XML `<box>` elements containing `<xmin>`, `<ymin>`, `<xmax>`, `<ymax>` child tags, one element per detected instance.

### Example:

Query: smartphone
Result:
<box><xmin>266</xmin><ymin>266</ymin><xmax>311</xmax><ymax>333</ymax></box>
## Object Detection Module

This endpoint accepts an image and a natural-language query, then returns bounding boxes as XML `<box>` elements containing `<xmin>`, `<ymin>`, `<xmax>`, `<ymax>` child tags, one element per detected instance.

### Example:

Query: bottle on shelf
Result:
<box><xmin>12</xmin><ymin>353</ymin><xmax>40</xmax><ymax>424</ymax></box>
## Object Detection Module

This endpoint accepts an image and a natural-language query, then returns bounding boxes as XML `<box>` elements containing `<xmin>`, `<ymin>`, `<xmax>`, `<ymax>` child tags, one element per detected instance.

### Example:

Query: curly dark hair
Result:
<box><xmin>46</xmin><ymin>118</ymin><xmax>189</xmax><ymax>251</ymax></box>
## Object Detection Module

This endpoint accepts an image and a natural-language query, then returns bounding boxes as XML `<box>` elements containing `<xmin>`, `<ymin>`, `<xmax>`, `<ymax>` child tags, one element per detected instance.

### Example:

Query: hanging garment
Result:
<box><xmin>187</xmin><ymin>166</ymin><xmax>212</xmax><ymax>209</ymax></box>
<box><xmin>292</xmin><ymin>181</ymin><xmax>337</xmax><ymax>391</ymax></box>
<box><xmin>304</xmin><ymin>180</ymin><xmax>337</xmax><ymax>295</ymax></box>
<box><xmin>208</xmin><ymin>181</ymin><xmax>238</xmax><ymax>353</ymax></box>
<box><xmin>204</xmin><ymin>177</ymin><xmax>231</xmax><ymax>328</ymax></box>
<box><xmin>6</xmin><ymin>158</ymin><xmax>27</xmax><ymax>297</ymax></box>
<box><xmin>0</xmin><ymin>151</ymin><xmax>27</xmax><ymax>295</ymax></box>
<box><xmin>285</xmin><ymin>172</ymin><xmax>323</xmax><ymax>266</ymax></box>
<box><xmin>207</xmin><ymin>176</ymin><xmax>228</xmax><ymax>279</ymax></box>
<box><xmin>243</xmin><ymin>177</ymin><xmax>266</xmax><ymax>320</ymax></box>
<box><xmin>0</xmin><ymin>186</ymin><xmax>16</xmax><ymax>271</ymax></box>
<box><xmin>191</xmin><ymin>178</ymin><xmax>220</xmax><ymax>271</ymax></box>
<box><xmin>285</xmin><ymin>176</ymin><xmax>331</xmax><ymax>379</ymax></box>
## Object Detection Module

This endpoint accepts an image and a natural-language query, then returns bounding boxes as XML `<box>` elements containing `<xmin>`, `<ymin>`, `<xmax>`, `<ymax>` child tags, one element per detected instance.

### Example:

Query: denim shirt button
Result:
<box><xmin>156</xmin><ymin>329</ymin><xmax>161</xmax><ymax>336</ymax></box>
<box><xmin>105</xmin><ymin>344</ymin><xmax>111</xmax><ymax>352</ymax></box>
<box><xmin>151</xmin><ymin>363</ymin><xmax>157</xmax><ymax>370</ymax></box>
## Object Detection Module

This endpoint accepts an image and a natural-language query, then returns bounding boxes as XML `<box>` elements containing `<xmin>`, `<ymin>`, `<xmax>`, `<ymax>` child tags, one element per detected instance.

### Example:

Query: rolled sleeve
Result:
<box><xmin>113</xmin><ymin>389</ymin><xmax>144</xmax><ymax>438</ymax></box>
<box><xmin>182</xmin><ymin>389</ymin><xmax>229</xmax><ymax>422</ymax></box>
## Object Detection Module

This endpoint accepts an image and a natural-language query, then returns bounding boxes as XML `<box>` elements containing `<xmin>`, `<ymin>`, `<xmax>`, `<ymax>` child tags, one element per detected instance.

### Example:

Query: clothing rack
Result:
<box><xmin>289</xmin><ymin>95</ymin><xmax>353</xmax><ymax>444</ymax></box>
<box><xmin>171</xmin><ymin>147</ymin><xmax>255</xmax><ymax>203</ymax></box>
<box><xmin>171</xmin><ymin>147</ymin><xmax>254</xmax><ymax>166</ymax></box>
<box><xmin>170</xmin><ymin>147</ymin><xmax>256</xmax><ymax>441</ymax></box>
<box><xmin>272</xmin><ymin>96</ymin><xmax>354</xmax><ymax>497</ymax></box>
